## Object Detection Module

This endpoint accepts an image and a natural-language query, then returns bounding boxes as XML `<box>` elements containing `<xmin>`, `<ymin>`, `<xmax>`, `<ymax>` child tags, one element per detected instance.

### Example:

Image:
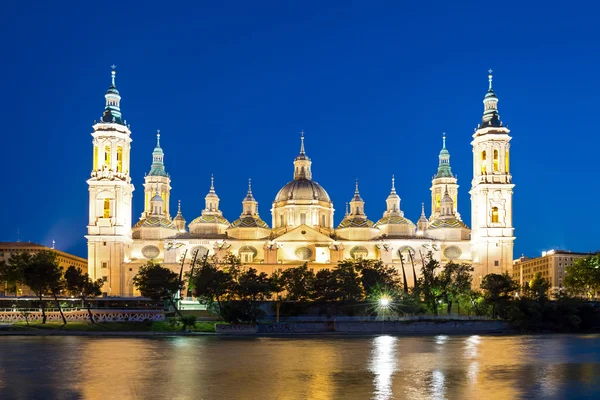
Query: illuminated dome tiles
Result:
<box><xmin>231</xmin><ymin>216</ymin><xmax>269</xmax><ymax>229</ymax></box>
<box><xmin>274</xmin><ymin>179</ymin><xmax>331</xmax><ymax>203</ymax></box>
<box><xmin>133</xmin><ymin>216</ymin><xmax>176</xmax><ymax>229</ymax></box>
<box><xmin>337</xmin><ymin>218</ymin><xmax>375</xmax><ymax>229</ymax></box>
<box><xmin>189</xmin><ymin>214</ymin><xmax>230</xmax><ymax>226</ymax></box>
<box><xmin>374</xmin><ymin>216</ymin><xmax>416</xmax><ymax>228</ymax></box>
<box><xmin>428</xmin><ymin>218</ymin><xmax>467</xmax><ymax>230</ymax></box>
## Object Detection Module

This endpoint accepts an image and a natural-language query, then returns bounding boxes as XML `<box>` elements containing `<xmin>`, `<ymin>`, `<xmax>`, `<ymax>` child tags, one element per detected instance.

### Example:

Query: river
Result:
<box><xmin>0</xmin><ymin>334</ymin><xmax>599</xmax><ymax>399</ymax></box>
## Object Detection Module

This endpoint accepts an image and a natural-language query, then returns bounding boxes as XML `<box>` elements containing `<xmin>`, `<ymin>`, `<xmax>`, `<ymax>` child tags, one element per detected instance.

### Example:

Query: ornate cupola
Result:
<box><xmin>173</xmin><ymin>200</ymin><xmax>186</xmax><ymax>233</ymax></box>
<box><xmin>416</xmin><ymin>202</ymin><xmax>429</xmax><ymax>235</ymax></box>
<box><xmin>337</xmin><ymin>180</ymin><xmax>378</xmax><ymax>240</ymax></box>
<box><xmin>189</xmin><ymin>175</ymin><xmax>230</xmax><ymax>236</ymax></box>
<box><xmin>101</xmin><ymin>67</ymin><xmax>124</xmax><ymax>125</ymax></box>
<box><xmin>228</xmin><ymin>179</ymin><xmax>270</xmax><ymax>240</ymax></box>
<box><xmin>430</xmin><ymin>133</ymin><xmax>460</xmax><ymax>220</ymax></box>
<box><xmin>427</xmin><ymin>185</ymin><xmax>469</xmax><ymax>241</ymax></box>
<box><xmin>481</xmin><ymin>70</ymin><xmax>501</xmax><ymax>128</ymax></box>
<box><xmin>374</xmin><ymin>176</ymin><xmax>415</xmax><ymax>238</ymax></box>
<box><xmin>293</xmin><ymin>131</ymin><xmax>312</xmax><ymax>180</ymax></box>
<box><xmin>141</xmin><ymin>131</ymin><xmax>172</xmax><ymax>220</ymax></box>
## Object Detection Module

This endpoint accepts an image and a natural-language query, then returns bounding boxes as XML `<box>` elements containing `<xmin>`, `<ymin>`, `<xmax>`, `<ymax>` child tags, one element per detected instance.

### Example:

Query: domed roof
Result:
<box><xmin>231</xmin><ymin>216</ymin><xmax>269</xmax><ymax>229</ymax></box>
<box><xmin>337</xmin><ymin>217</ymin><xmax>375</xmax><ymax>229</ymax></box>
<box><xmin>189</xmin><ymin>214</ymin><xmax>230</xmax><ymax>226</ymax></box>
<box><xmin>274</xmin><ymin>179</ymin><xmax>331</xmax><ymax>203</ymax></box>
<box><xmin>428</xmin><ymin>218</ymin><xmax>467</xmax><ymax>230</ymax></box>
<box><xmin>151</xmin><ymin>194</ymin><xmax>163</xmax><ymax>202</ymax></box>
<box><xmin>374</xmin><ymin>216</ymin><xmax>416</xmax><ymax>227</ymax></box>
<box><xmin>133</xmin><ymin>216</ymin><xmax>176</xmax><ymax>229</ymax></box>
<box><xmin>106</xmin><ymin>86</ymin><xmax>120</xmax><ymax>95</ymax></box>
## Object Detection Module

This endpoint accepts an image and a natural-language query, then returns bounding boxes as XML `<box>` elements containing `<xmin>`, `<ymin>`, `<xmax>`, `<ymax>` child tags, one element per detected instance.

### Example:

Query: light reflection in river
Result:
<box><xmin>0</xmin><ymin>334</ymin><xmax>599</xmax><ymax>399</ymax></box>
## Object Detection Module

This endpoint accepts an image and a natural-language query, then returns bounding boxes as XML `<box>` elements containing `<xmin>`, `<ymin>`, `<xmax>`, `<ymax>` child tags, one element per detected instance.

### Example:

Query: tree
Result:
<box><xmin>133</xmin><ymin>261</ymin><xmax>183</xmax><ymax>318</ymax></box>
<box><xmin>22</xmin><ymin>251</ymin><xmax>66</xmax><ymax>324</ymax></box>
<box><xmin>278</xmin><ymin>264</ymin><xmax>315</xmax><ymax>301</ymax></box>
<box><xmin>524</xmin><ymin>272</ymin><xmax>551</xmax><ymax>303</ymax></box>
<box><xmin>480</xmin><ymin>272</ymin><xmax>519</xmax><ymax>318</ymax></box>
<box><xmin>333</xmin><ymin>261</ymin><xmax>363</xmax><ymax>302</ymax></box>
<box><xmin>438</xmin><ymin>262</ymin><xmax>473</xmax><ymax>314</ymax></box>
<box><xmin>230</xmin><ymin>267</ymin><xmax>273</xmax><ymax>323</ymax></box>
<box><xmin>417</xmin><ymin>252</ymin><xmax>442</xmax><ymax>316</ymax></box>
<box><xmin>564</xmin><ymin>255</ymin><xmax>600</xmax><ymax>299</ymax></box>
<box><xmin>0</xmin><ymin>252</ymin><xmax>30</xmax><ymax>297</ymax></box>
<box><xmin>64</xmin><ymin>266</ymin><xmax>103</xmax><ymax>324</ymax></box>
<box><xmin>353</xmin><ymin>259</ymin><xmax>401</xmax><ymax>296</ymax></box>
<box><xmin>192</xmin><ymin>258</ymin><xmax>234</xmax><ymax>312</ymax></box>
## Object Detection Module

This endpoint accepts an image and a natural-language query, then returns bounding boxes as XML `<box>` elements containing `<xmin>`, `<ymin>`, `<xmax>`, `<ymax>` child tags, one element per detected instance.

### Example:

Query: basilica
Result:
<box><xmin>86</xmin><ymin>69</ymin><xmax>515</xmax><ymax>297</ymax></box>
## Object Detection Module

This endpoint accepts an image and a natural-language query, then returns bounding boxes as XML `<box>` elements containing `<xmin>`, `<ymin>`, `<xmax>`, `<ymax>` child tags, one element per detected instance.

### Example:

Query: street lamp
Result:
<box><xmin>379</xmin><ymin>296</ymin><xmax>390</xmax><ymax>308</ymax></box>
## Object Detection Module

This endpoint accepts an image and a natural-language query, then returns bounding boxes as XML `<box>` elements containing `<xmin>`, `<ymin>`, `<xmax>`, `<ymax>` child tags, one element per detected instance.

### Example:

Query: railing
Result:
<box><xmin>262</xmin><ymin>315</ymin><xmax>492</xmax><ymax>323</ymax></box>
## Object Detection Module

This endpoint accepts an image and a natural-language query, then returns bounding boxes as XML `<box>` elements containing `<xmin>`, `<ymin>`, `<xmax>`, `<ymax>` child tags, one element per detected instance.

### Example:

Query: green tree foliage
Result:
<box><xmin>133</xmin><ymin>261</ymin><xmax>183</xmax><ymax>318</ymax></box>
<box><xmin>480</xmin><ymin>272</ymin><xmax>519</xmax><ymax>318</ymax></box>
<box><xmin>438</xmin><ymin>262</ymin><xmax>473</xmax><ymax>314</ymax></box>
<box><xmin>333</xmin><ymin>261</ymin><xmax>363</xmax><ymax>302</ymax></box>
<box><xmin>523</xmin><ymin>272</ymin><xmax>551</xmax><ymax>303</ymax></box>
<box><xmin>192</xmin><ymin>258</ymin><xmax>234</xmax><ymax>309</ymax></box>
<box><xmin>0</xmin><ymin>252</ymin><xmax>30</xmax><ymax>296</ymax></box>
<box><xmin>352</xmin><ymin>258</ymin><xmax>401</xmax><ymax>295</ymax></box>
<box><xmin>64</xmin><ymin>266</ymin><xmax>103</xmax><ymax>324</ymax></box>
<box><xmin>22</xmin><ymin>251</ymin><xmax>66</xmax><ymax>324</ymax></box>
<box><xmin>416</xmin><ymin>252</ymin><xmax>442</xmax><ymax>315</ymax></box>
<box><xmin>277</xmin><ymin>264</ymin><xmax>315</xmax><ymax>301</ymax></box>
<box><xmin>564</xmin><ymin>255</ymin><xmax>600</xmax><ymax>299</ymax></box>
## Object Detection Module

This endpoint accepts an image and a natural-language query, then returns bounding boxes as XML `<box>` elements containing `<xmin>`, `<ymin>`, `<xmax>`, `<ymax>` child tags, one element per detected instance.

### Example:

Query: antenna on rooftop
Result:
<box><xmin>17</xmin><ymin>228</ymin><xmax>20</xmax><ymax>243</ymax></box>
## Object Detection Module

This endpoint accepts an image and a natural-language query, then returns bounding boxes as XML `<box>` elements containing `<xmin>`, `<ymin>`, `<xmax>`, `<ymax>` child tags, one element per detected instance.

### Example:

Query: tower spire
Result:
<box><xmin>210</xmin><ymin>174</ymin><xmax>215</xmax><ymax>191</ymax></box>
<box><xmin>482</xmin><ymin>69</ymin><xmax>501</xmax><ymax>127</ymax></box>
<box><xmin>435</xmin><ymin>133</ymin><xmax>453</xmax><ymax>178</ymax></box>
<box><xmin>148</xmin><ymin>129</ymin><xmax>167</xmax><ymax>177</ymax></box>
<box><xmin>102</xmin><ymin>66</ymin><xmax>124</xmax><ymax>125</ymax></box>
<box><xmin>293</xmin><ymin>131</ymin><xmax>312</xmax><ymax>180</ymax></box>
<box><xmin>300</xmin><ymin>130</ymin><xmax>305</xmax><ymax>155</ymax></box>
<box><xmin>390</xmin><ymin>174</ymin><xmax>396</xmax><ymax>194</ymax></box>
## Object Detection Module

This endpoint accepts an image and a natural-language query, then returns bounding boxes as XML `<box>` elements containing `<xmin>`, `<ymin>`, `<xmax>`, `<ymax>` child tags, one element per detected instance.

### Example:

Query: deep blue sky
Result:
<box><xmin>2</xmin><ymin>1</ymin><xmax>598</xmax><ymax>258</ymax></box>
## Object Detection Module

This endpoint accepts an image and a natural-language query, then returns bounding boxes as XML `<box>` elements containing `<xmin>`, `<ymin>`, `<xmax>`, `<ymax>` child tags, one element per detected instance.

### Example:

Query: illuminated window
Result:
<box><xmin>280</xmin><ymin>215</ymin><xmax>284</xmax><ymax>227</ymax></box>
<box><xmin>321</xmin><ymin>215</ymin><xmax>325</xmax><ymax>226</ymax></box>
<box><xmin>103</xmin><ymin>198</ymin><xmax>110</xmax><ymax>218</ymax></box>
<box><xmin>117</xmin><ymin>146</ymin><xmax>123</xmax><ymax>172</ymax></box>
<box><xmin>93</xmin><ymin>146</ymin><xmax>98</xmax><ymax>170</ymax></box>
<box><xmin>104</xmin><ymin>146</ymin><xmax>111</xmax><ymax>167</ymax></box>
<box><xmin>300</xmin><ymin>213</ymin><xmax>306</xmax><ymax>225</ymax></box>
<box><xmin>491</xmin><ymin>207</ymin><xmax>499</xmax><ymax>223</ymax></box>
<box><xmin>505</xmin><ymin>149</ymin><xmax>509</xmax><ymax>173</ymax></box>
<box><xmin>435</xmin><ymin>193</ymin><xmax>440</xmax><ymax>211</ymax></box>
<box><xmin>480</xmin><ymin>151</ymin><xmax>487</xmax><ymax>173</ymax></box>
<box><xmin>493</xmin><ymin>150</ymin><xmax>499</xmax><ymax>171</ymax></box>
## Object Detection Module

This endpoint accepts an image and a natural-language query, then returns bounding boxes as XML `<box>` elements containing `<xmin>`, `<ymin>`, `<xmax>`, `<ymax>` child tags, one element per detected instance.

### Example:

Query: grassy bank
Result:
<box><xmin>7</xmin><ymin>320</ymin><xmax>219</xmax><ymax>333</ymax></box>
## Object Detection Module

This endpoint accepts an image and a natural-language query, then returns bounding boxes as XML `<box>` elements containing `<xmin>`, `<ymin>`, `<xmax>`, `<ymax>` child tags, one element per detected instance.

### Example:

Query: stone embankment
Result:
<box><xmin>216</xmin><ymin>320</ymin><xmax>511</xmax><ymax>335</ymax></box>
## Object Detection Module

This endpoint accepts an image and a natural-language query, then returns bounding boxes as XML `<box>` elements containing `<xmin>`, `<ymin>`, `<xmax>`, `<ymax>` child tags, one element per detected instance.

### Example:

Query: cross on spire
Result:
<box><xmin>156</xmin><ymin>129</ymin><xmax>161</xmax><ymax>147</ymax></box>
<box><xmin>488</xmin><ymin>69</ymin><xmax>493</xmax><ymax>90</ymax></box>
<box><xmin>110</xmin><ymin>65</ymin><xmax>117</xmax><ymax>87</ymax></box>
<box><xmin>300</xmin><ymin>130</ymin><xmax>305</xmax><ymax>155</ymax></box>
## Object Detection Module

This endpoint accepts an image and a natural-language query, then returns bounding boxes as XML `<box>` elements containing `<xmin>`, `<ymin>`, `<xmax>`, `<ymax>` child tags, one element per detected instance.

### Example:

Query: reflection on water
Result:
<box><xmin>0</xmin><ymin>334</ymin><xmax>600</xmax><ymax>399</ymax></box>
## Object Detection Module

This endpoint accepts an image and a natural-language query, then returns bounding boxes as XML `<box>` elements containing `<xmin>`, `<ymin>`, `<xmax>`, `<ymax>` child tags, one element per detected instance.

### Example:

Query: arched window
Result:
<box><xmin>93</xmin><ymin>146</ymin><xmax>98</xmax><ymax>170</ymax></box>
<box><xmin>321</xmin><ymin>215</ymin><xmax>325</xmax><ymax>226</ymax></box>
<box><xmin>435</xmin><ymin>193</ymin><xmax>440</xmax><ymax>211</ymax></box>
<box><xmin>280</xmin><ymin>214</ymin><xmax>284</xmax><ymax>227</ymax></box>
<box><xmin>480</xmin><ymin>150</ymin><xmax>487</xmax><ymax>173</ymax></box>
<box><xmin>493</xmin><ymin>150</ymin><xmax>499</xmax><ymax>172</ymax></box>
<box><xmin>505</xmin><ymin>149</ymin><xmax>510</xmax><ymax>173</ymax></box>
<box><xmin>491</xmin><ymin>207</ymin><xmax>499</xmax><ymax>223</ymax></box>
<box><xmin>103</xmin><ymin>198</ymin><xmax>110</xmax><ymax>218</ymax></box>
<box><xmin>104</xmin><ymin>146</ymin><xmax>111</xmax><ymax>168</ymax></box>
<box><xmin>117</xmin><ymin>146</ymin><xmax>123</xmax><ymax>172</ymax></box>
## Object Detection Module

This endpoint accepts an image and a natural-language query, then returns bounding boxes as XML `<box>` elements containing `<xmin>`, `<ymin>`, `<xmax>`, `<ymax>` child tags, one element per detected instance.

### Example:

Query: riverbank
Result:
<box><xmin>0</xmin><ymin>319</ymin><xmax>514</xmax><ymax>336</ymax></box>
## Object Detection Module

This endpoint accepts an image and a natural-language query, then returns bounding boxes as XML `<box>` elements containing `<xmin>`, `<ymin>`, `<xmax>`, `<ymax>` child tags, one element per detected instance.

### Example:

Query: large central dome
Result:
<box><xmin>275</xmin><ymin>179</ymin><xmax>331</xmax><ymax>203</ymax></box>
<box><xmin>271</xmin><ymin>133</ymin><xmax>335</xmax><ymax>234</ymax></box>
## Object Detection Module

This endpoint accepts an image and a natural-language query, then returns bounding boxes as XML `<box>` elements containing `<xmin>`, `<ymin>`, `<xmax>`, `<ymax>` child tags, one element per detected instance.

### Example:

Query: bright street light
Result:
<box><xmin>379</xmin><ymin>297</ymin><xmax>390</xmax><ymax>307</ymax></box>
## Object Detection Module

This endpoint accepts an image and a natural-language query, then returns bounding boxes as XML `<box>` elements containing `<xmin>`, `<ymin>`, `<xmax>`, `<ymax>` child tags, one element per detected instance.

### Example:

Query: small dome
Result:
<box><xmin>189</xmin><ymin>214</ymin><xmax>230</xmax><ymax>226</ymax></box>
<box><xmin>274</xmin><ymin>179</ymin><xmax>331</xmax><ymax>203</ymax></box>
<box><xmin>231</xmin><ymin>216</ymin><xmax>269</xmax><ymax>229</ymax></box>
<box><xmin>173</xmin><ymin>213</ymin><xmax>185</xmax><ymax>222</ymax></box>
<box><xmin>106</xmin><ymin>87</ymin><xmax>120</xmax><ymax>95</ymax></box>
<box><xmin>133</xmin><ymin>216</ymin><xmax>176</xmax><ymax>229</ymax></box>
<box><xmin>428</xmin><ymin>218</ymin><xmax>467</xmax><ymax>230</ymax></box>
<box><xmin>374</xmin><ymin>216</ymin><xmax>416</xmax><ymax>227</ymax></box>
<box><xmin>151</xmin><ymin>194</ymin><xmax>163</xmax><ymax>202</ymax></box>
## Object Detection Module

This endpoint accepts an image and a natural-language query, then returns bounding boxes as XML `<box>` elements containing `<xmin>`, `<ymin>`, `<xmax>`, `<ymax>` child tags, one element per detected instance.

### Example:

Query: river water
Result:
<box><xmin>0</xmin><ymin>334</ymin><xmax>599</xmax><ymax>399</ymax></box>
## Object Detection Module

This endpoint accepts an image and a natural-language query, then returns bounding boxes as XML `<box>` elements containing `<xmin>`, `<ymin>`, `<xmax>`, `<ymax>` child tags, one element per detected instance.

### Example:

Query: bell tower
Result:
<box><xmin>86</xmin><ymin>67</ymin><xmax>134</xmax><ymax>296</ymax></box>
<box><xmin>470</xmin><ymin>70</ymin><xmax>515</xmax><ymax>282</ymax></box>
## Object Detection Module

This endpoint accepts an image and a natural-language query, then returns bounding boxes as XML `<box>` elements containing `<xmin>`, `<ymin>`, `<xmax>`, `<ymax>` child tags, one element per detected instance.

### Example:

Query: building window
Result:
<box><xmin>102</xmin><ymin>276</ymin><xmax>108</xmax><ymax>282</ymax></box>
<box><xmin>480</xmin><ymin>150</ymin><xmax>487</xmax><ymax>173</ymax></box>
<box><xmin>104</xmin><ymin>145</ymin><xmax>111</xmax><ymax>167</ymax></box>
<box><xmin>491</xmin><ymin>207</ymin><xmax>499</xmax><ymax>223</ymax></box>
<box><xmin>493</xmin><ymin>150</ymin><xmax>499</xmax><ymax>172</ymax></box>
<box><xmin>103</xmin><ymin>198</ymin><xmax>110</xmax><ymax>218</ymax></box>
<box><xmin>117</xmin><ymin>146</ymin><xmax>123</xmax><ymax>172</ymax></box>
<box><xmin>300</xmin><ymin>213</ymin><xmax>306</xmax><ymax>225</ymax></box>
<box><xmin>505</xmin><ymin>149</ymin><xmax>509</xmax><ymax>173</ymax></box>
<box><xmin>103</xmin><ymin>242</ymin><xmax>107</xmax><ymax>246</ymax></box>
<box><xmin>321</xmin><ymin>215</ymin><xmax>326</xmax><ymax>226</ymax></box>
<box><xmin>494</xmin><ymin>260</ymin><xmax>499</xmax><ymax>267</ymax></box>
<box><xmin>93</xmin><ymin>145</ymin><xmax>98</xmax><ymax>170</ymax></box>
<box><xmin>101</xmin><ymin>262</ymin><xmax>108</xmax><ymax>268</ymax></box>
